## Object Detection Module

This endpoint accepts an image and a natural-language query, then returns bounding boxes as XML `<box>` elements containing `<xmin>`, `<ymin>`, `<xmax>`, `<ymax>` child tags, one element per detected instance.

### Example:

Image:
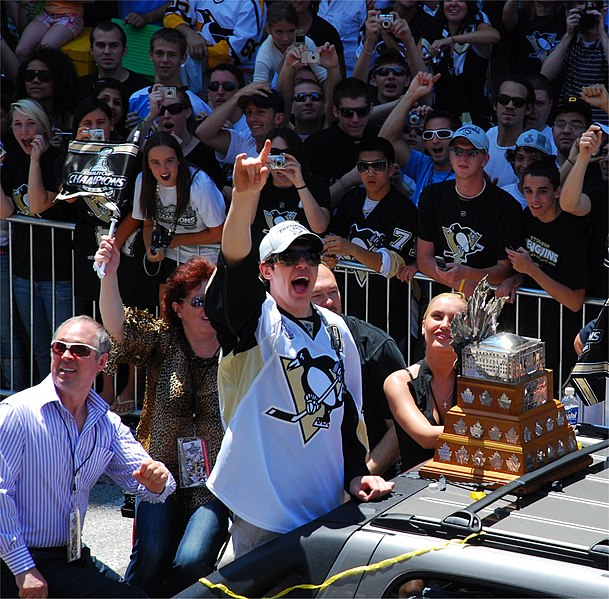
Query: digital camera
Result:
<box><xmin>378</xmin><ymin>13</ymin><xmax>394</xmax><ymax>29</ymax></box>
<box><xmin>578</xmin><ymin>2</ymin><xmax>600</xmax><ymax>30</ymax></box>
<box><xmin>159</xmin><ymin>86</ymin><xmax>177</xmax><ymax>100</ymax></box>
<box><xmin>300</xmin><ymin>50</ymin><xmax>320</xmax><ymax>64</ymax></box>
<box><xmin>267</xmin><ymin>154</ymin><xmax>286</xmax><ymax>169</ymax></box>
<box><xmin>87</xmin><ymin>128</ymin><xmax>105</xmax><ymax>142</ymax></box>
<box><xmin>150</xmin><ymin>224</ymin><xmax>174</xmax><ymax>254</ymax></box>
<box><xmin>407</xmin><ymin>112</ymin><xmax>421</xmax><ymax>126</ymax></box>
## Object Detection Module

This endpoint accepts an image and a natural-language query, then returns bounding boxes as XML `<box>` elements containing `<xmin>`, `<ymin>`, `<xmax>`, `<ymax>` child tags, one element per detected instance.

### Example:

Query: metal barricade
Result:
<box><xmin>1</xmin><ymin>217</ymin><xmax>606</xmax><ymax>414</ymax></box>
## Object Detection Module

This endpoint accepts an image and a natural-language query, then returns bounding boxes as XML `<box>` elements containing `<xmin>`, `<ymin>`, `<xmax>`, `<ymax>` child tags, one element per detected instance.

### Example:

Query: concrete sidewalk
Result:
<box><xmin>83</xmin><ymin>475</ymin><xmax>133</xmax><ymax>577</ymax></box>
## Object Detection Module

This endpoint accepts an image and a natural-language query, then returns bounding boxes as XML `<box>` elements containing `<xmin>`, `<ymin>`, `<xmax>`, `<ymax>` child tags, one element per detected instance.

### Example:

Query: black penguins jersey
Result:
<box><xmin>418</xmin><ymin>181</ymin><xmax>524</xmax><ymax>268</ymax></box>
<box><xmin>205</xmin><ymin>251</ymin><xmax>368</xmax><ymax>534</ymax></box>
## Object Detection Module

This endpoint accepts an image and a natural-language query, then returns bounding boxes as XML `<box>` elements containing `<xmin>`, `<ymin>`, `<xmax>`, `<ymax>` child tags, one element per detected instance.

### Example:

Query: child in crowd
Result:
<box><xmin>254</xmin><ymin>1</ymin><xmax>327</xmax><ymax>86</ymax></box>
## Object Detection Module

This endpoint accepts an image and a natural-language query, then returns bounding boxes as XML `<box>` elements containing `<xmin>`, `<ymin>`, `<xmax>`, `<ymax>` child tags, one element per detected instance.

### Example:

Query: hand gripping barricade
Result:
<box><xmin>55</xmin><ymin>135</ymin><xmax>141</xmax><ymax>277</ymax></box>
<box><xmin>420</xmin><ymin>278</ymin><xmax>588</xmax><ymax>488</ymax></box>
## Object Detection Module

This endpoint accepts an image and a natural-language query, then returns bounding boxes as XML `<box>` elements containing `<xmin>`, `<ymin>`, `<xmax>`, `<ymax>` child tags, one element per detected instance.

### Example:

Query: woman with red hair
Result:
<box><xmin>95</xmin><ymin>238</ymin><xmax>227</xmax><ymax>597</ymax></box>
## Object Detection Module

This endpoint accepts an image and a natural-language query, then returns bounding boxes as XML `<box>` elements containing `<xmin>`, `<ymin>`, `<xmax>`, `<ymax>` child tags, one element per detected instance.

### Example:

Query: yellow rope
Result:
<box><xmin>197</xmin><ymin>532</ymin><xmax>483</xmax><ymax>599</ymax></box>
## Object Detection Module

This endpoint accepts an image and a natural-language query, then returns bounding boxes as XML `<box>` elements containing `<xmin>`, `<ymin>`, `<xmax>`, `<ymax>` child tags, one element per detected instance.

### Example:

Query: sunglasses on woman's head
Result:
<box><xmin>356</xmin><ymin>160</ymin><xmax>388</xmax><ymax>173</ymax></box>
<box><xmin>180</xmin><ymin>295</ymin><xmax>205</xmax><ymax>308</ymax></box>
<box><xmin>292</xmin><ymin>92</ymin><xmax>324</xmax><ymax>103</ymax></box>
<box><xmin>375</xmin><ymin>66</ymin><xmax>407</xmax><ymax>77</ymax></box>
<box><xmin>496</xmin><ymin>94</ymin><xmax>526</xmax><ymax>108</ymax></box>
<box><xmin>159</xmin><ymin>103</ymin><xmax>185</xmax><ymax>116</ymax></box>
<box><xmin>338</xmin><ymin>106</ymin><xmax>370</xmax><ymax>118</ymax></box>
<box><xmin>50</xmin><ymin>340</ymin><xmax>99</xmax><ymax>358</ymax></box>
<box><xmin>422</xmin><ymin>128</ymin><xmax>453</xmax><ymax>141</ymax></box>
<box><xmin>25</xmin><ymin>69</ymin><xmax>52</xmax><ymax>83</ymax></box>
<box><xmin>208</xmin><ymin>81</ymin><xmax>239</xmax><ymax>92</ymax></box>
<box><xmin>266</xmin><ymin>249</ymin><xmax>321</xmax><ymax>266</ymax></box>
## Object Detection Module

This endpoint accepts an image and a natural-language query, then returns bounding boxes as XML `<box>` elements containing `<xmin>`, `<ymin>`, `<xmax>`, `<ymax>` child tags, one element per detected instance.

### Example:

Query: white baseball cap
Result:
<box><xmin>259</xmin><ymin>221</ymin><xmax>323</xmax><ymax>262</ymax></box>
<box><xmin>450</xmin><ymin>125</ymin><xmax>489</xmax><ymax>152</ymax></box>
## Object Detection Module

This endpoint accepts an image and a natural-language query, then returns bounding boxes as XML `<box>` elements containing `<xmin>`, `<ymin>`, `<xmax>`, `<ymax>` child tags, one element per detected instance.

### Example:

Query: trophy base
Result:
<box><xmin>419</xmin><ymin>453</ymin><xmax>592</xmax><ymax>493</ymax></box>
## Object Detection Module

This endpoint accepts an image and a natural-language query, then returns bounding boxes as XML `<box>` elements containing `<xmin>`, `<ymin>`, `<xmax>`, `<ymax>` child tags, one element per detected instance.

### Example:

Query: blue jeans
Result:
<box><xmin>12</xmin><ymin>276</ymin><xmax>73</xmax><ymax>380</ymax></box>
<box><xmin>124</xmin><ymin>496</ymin><xmax>228</xmax><ymax>597</ymax></box>
<box><xmin>0</xmin><ymin>254</ymin><xmax>27</xmax><ymax>391</ymax></box>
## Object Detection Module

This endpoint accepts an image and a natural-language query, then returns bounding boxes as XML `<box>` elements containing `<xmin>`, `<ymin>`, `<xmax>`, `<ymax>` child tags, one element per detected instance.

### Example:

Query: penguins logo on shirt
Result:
<box><xmin>263</xmin><ymin>209</ymin><xmax>298</xmax><ymax>235</ymax></box>
<box><xmin>348</xmin><ymin>224</ymin><xmax>385</xmax><ymax>287</ymax></box>
<box><xmin>266</xmin><ymin>350</ymin><xmax>344</xmax><ymax>444</ymax></box>
<box><xmin>442</xmin><ymin>224</ymin><xmax>483</xmax><ymax>264</ymax></box>
<box><xmin>13</xmin><ymin>184</ymin><xmax>33</xmax><ymax>216</ymax></box>
<box><xmin>526</xmin><ymin>32</ymin><xmax>559</xmax><ymax>62</ymax></box>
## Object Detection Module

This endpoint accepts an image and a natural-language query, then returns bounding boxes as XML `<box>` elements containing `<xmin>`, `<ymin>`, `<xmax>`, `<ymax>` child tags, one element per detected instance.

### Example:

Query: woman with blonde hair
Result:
<box><xmin>0</xmin><ymin>98</ymin><xmax>77</xmax><ymax>380</ymax></box>
<box><xmin>384</xmin><ymin>292</ymin><xmax>467</xmax><ymax>471</ymax></box>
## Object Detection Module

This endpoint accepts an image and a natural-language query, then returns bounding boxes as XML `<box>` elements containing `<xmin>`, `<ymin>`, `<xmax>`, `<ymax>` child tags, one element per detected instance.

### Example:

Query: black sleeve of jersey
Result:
<box><xmin>309</xmin><ymin>174</ymin><xmax>332</xmax><ymax>212</ymax></box>
<box><xmin>366</xmin><ymin>337</ymin><xmax>407</xmax><ymax>420</ymax></box>
<box><xmin>495</xmin><ymin>194</ymin><xmax>525</xmax><ymax>259</ymax></box>
<box><xmin>206</xmin><ymin>250</ymin><xmax>267</xmax><ymax>355</ymax></box>
<box><xmin>329</xmin><ymin>187</ymin><xmax>360</xmax><ymax>236</ymax></box>
<box><xmin>341</xmin><ymin>389</ymin><xmax>370</xmax><ymax>491</ymax></box>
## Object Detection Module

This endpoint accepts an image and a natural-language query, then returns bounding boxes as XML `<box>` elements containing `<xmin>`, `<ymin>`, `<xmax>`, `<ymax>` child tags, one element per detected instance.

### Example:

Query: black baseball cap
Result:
<box><xmin>551</xmin><ymin>97</ymin><xmax>592</xmax><ymax>127</ymax></box>
<box><xmin>238</xmin><ymin>89</ymin><xmax>285</xmax><ymax>113</ymax></box>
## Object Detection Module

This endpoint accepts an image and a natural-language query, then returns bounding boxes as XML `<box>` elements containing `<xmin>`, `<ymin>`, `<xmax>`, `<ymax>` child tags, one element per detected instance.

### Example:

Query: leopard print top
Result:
<box><xmin>106</xmin><ymin>307</ymin><xmax>224</xmax><ymax>510</ymax></box>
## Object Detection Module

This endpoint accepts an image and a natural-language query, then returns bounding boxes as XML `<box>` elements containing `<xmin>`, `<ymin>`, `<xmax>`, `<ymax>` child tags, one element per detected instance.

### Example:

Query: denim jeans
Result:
<box><xmin>12</xmin><ymin>276</ymin><xmax>73</xmax><ymax>380</ymax></box>
<box><xmin>0</xmin><ymin>254</ymin><xmax>27</xmax><ymax>391</ymax></box>
<box><xmin>124</xmin><ymin>495</ymin><xmax>229</xmax><ymax>597</ymax></box>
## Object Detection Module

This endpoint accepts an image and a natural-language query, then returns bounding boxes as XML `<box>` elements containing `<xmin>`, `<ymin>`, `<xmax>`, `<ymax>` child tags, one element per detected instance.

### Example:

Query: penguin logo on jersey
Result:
<box><xmin>526</xmin><ymin>32</ymin><xmax>559</xmax><ymax>62</ymax></box>
<box><xmin>263</xmin><ymin>209</ymin><xmax>298</xmax><ymax>235</ymax></box>
<box><xmin>266</xmin><ymin>349</ymin><xmax>344</xmax><ymax>444</ymax></box>
<box><xmin>442</xmin><ymin>224</ymin><xmax>483</xmax><ymax>264</ymax></box>
<box><xmin>348</xmin><ymin>224</ymin><xmax>385</xmax><ymax>286</ymax></box>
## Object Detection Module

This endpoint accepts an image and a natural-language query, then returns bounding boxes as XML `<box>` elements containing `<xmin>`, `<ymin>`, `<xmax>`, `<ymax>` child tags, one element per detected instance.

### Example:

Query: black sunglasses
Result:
<box><xmin>450</xmin><ymin>146</ymin><xmax>484</xmax><ymax>158</ymax></box>
<box><xmin>496</xmin><ymin>94</ymin><xmax>527</xmax><ymax>108</ymax></box>
<box><xmin>338</xmin><ymin>106</ymin><xmax>371</xmax><ymax>118</ymax></box>
<box><xmin>293</xmin><ymin>92</ymin><xmax>324</xmax><ymax>103</ymax></box>
<box><xmin>267</xmin><ymin>249</ymin><xmax>321</xmax><ymax>266</ymax></box>
<box><xmin>422</xmin><ymin>128</ymin><xmax>453</xmax><ymax>140</ymax></box>
<box><xmin>180</xmin><ymin>295</ymin><xmax>205</xmax><ymax>308</ymax></box>
<box><xmin>159</xmin><ymin>103</ymin><xmax>185</xmax><ymax>115</ymax></box>
<box><xmin>51</xmin><ymin>340</ymin><xmax>99</xmax><ymax>358</ymax></box>
<box><xmin>356</xmin><ymin>160</ymin><xmax>389</xmax><ymax>173</ymax></box>
<box><xmin>375</xmin><ymin>66</ymin><xmax>407</xmax><ymax>77</ymax></box>
<box><xmin>208</xmin><ymin>81</ymin><xmax>239</xmax><ymax>92</ymax></box>
<box><xmin>25</xmin><ymin>69</ymin><xmax>53</xmax><ymax>83</ymax></box>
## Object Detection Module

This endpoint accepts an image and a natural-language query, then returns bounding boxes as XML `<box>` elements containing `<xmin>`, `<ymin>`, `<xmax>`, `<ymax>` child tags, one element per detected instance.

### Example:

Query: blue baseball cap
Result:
<box><xmin>515</xmin><ymin>129</ymin><xmax>553</xmax><ymax>155</ymax></box>
<box><xmin>450</xmin><ymin>125</ymin><xmax>489</xmax><ymax>152</ymax></box>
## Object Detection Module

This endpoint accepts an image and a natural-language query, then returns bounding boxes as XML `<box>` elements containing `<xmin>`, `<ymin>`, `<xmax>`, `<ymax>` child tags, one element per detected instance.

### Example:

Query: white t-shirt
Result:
<box><xmin>253</xmin><ymin>35</ymin><xmax>327</xmax><ymax>84</ymax></box>
<box><xmin>132</xmin><ymin>167</ymin><xmax>226</xmax><ymax>263</ymax></box>
<box><xmin>484</xmin><ymin>126</ymin><xmax>519</xmax><ymax>188</ymax></box>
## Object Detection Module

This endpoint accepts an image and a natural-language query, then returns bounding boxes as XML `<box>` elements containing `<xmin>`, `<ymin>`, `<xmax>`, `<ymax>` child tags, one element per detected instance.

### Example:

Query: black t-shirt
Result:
<box><xmin>1</xmin><ymin>147</ymin><xmax>77</xmax><ymax>280</ymax></box>
<box><xmin>305</xmin><ymin>123</ymin><xmax>377</xmax><ymax>185</ymax></box>
<box><xmin>343</xmin><ymin>314</ymin><xmax>406</xmax><ymax>477</ymax></box>
<box><xmin>519</xmin><ymin>208</ymin><xmax>589</xmax><ymax>392</ymax></box>
<box><xmin>330</xmin><ymin>186</ymin><xmax>417</xmax><ymax>348</ymax></box>
<box><xmin>521</xmin><ymin>208</ymin><xmax>589</xmax><ymax>292</ymax></box>
<box><xmin>418</xmin><ymin>181</ymin><xmax>524</xmax><ymax>268</ymax></box>
<box><xmin>78</xmin><ymin>70</ymin><xmax>152</xmax><ymax>100</ymax></box>
<box><xmin>184</xmin><ymin>142</ymin><xmax>225</xmax><ymax>191</ymax></box>
<box><xmin>251</xmin><ymin>175</ymin><xmax>331</xmax><ymax>251</ymax></box>
<box><xmin>308</xmin><ymin>15</ymin><xmax>346</xmax><ymax>75</ymax></box>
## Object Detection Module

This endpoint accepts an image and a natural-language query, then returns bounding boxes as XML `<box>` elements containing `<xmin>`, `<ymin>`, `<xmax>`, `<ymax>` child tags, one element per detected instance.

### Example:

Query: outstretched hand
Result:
<box><xmin>233</xmin><ymin>139</ymin><xmax>271</xmax><ymax>194</ymax></box>
<box><xmin>94</xmin><ymin>235</ymin><xmax>121</xmax><ymax>277</ymax></box>
<box><xmin>407</xmin><ymin>71</ymin><xmax>440</xmax><ymax>101</ymax></box>
<box><xmin>133</xmin><ymin>459</ymin><xmax>170</xmax><ymax>495</ymax></box>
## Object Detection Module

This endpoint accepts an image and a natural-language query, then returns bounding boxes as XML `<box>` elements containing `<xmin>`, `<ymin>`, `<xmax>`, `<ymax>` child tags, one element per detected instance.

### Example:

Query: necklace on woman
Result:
<box><xmin>431</xmin><ymin>382</ymin><xmax>453</xmax><ymax>412</ymax></box>
<box><xmin>456</xmin><ymin>178</ymin><xmax>486</xmax><ymax>200</ymax></box>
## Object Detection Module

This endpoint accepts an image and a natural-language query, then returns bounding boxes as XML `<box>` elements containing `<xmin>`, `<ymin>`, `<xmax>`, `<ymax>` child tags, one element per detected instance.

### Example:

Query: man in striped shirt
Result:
<box><xmin>541</xmin><ymin>1</ymin><xmax>608</xmax><ymax>126</ymax></box>
<box><xmin>0</xmin><ymin>315</ymin><xmax>176</xmax><ymax>598</ymax></box>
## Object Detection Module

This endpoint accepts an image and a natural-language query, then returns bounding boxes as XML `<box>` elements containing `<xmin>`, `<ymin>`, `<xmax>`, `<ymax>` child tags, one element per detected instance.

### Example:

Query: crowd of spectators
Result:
<box><xmin>0</xmin><ymin>0</ymin><xmax>608</xmax><ymax>596</ymax></box>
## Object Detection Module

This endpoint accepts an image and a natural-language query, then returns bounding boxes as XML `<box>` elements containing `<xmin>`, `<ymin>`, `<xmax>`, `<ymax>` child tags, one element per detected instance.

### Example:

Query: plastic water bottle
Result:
<box><xmin>561</xmin><ymin>386</ymin><xmax>580</xmax><ymax>427</ymax></box>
